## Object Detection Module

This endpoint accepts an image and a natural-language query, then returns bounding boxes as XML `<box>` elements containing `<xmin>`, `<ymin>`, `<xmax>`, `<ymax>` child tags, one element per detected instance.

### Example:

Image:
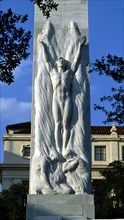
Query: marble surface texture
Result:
<box><xmin>26</xmin><ymin>194</ymin><xmax>95</xmax><ymax>220</ymax></box>
<box><xmin>29</xmin><ymin>0</ymin><xmax>91</xmax><ymax>196</ymax></box>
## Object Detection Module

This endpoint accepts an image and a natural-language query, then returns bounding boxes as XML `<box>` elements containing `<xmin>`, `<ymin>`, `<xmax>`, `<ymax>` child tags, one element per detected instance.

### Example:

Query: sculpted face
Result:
<box><xmin>56</xmin><ymin>57</ymin><xmax>66</xmax><ymax>68</ymax></box>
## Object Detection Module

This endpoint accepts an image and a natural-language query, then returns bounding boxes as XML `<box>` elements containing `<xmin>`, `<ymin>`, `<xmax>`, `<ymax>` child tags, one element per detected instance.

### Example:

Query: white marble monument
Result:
<box><xmin>26</xmin><ymin>1</ymin><xmax>94</xmax><ymax>219</ymax></box>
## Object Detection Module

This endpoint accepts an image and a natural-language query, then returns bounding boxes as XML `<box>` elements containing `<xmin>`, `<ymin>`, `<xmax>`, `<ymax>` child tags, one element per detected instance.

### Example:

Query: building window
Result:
<box><xmin>22</xmin><ymin>145</ymin><xmax>30</xmax><ymax>157</ymax></box>
<box><xmin>122</xmin><ymin>146</ymin><xmax>124</xmax><ymax>161</ymax></box>
<box><xmin>95</xmin><ymin>146</ymin><xmax>106</xmax><ymax>161</ymax></box>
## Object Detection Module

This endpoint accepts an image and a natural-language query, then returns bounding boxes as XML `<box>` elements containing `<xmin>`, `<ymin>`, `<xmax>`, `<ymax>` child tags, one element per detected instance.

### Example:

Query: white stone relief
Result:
<box><xmin>30</xmin><ymin>21</ymin><xmax>90</xmax><ymax>195</ymax></box>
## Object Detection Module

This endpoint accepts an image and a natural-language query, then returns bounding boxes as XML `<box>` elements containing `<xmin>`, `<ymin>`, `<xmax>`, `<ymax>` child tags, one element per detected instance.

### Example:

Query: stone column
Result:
<box><xmin>27</xmin><ymin>1</ymin><xmax>94</xmax><ymax>219</ymax></box>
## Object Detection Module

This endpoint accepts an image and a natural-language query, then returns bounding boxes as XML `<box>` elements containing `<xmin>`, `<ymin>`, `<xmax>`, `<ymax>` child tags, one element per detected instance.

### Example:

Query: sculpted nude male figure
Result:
<box><xmin>40</xmin><ymin>35</ymin><xmax>86</xmax><ymax>154</ymax></box>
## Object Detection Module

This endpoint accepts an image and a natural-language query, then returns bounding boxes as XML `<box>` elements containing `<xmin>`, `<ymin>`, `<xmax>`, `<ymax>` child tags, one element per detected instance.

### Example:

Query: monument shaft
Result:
<box><xmin>30</xmin><ymin>0</ymin><xmax>91</xmax><ymax>195</ymax></box>
<box><xmin>27</xmin><ymin>1</ymin><xmax>94</xmax><ymax>219</ymax></box>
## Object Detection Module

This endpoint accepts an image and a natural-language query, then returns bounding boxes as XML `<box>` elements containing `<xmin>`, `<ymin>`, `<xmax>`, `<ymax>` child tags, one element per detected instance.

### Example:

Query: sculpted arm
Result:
<box><xmin>40</xmin><ymin>41</ymin><xmax>53</xmax><ymax>73</ymax></box>
<box><xmin>71</xmin><ymin>35</ymin><xmax>86</xmax><ymax>73</ymax></box>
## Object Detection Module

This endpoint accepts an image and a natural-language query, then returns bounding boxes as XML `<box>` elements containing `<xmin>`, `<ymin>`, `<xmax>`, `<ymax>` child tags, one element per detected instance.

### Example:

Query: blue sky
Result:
<box><xmin>0</xmin><ymin>0</ymin><xmax>124</xmax><ymax>163</ymax></box>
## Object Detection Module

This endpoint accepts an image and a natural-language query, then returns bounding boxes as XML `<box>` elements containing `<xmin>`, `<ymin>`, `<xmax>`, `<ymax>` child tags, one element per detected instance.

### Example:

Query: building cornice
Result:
<box><xmin>91</xmin><ymin>135</ymin><xmax>124</xmax><ymax>142</ymax></box>
<box><xmin>0</xmin><ymin>164</ymin><xmax>29</xmax><ymax>170</ymax></box>
<box><xmin>3</xmin><ymin>134</ymin><xmax>31</xmax><ymax>141</ymax></box>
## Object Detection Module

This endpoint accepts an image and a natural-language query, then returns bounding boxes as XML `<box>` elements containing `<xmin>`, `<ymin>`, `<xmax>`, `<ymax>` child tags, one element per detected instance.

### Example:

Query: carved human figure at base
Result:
<box><xmin>63</xmin><ymin>149</ymin><xmax>87</xmax><ymax>194</ymax></box>
<box><xmin>31</xmin><ymin>150</ymin><xmax>58</xmax><ymax>194</ymax></box>
<box><xmin>40</xmin><ymin>36</ymin><xmax>86</xmax><ymax>154</ymax></box>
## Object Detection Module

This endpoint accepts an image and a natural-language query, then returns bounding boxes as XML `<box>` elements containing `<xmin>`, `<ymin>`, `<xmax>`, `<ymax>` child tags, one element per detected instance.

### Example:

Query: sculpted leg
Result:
<box><xmin>62</xmin><ymin>122</ymin><xmax>69</xmax><ymax>151</ymax></box>
<box><xmin>54</xmin><ymin>120</ymin><xmax>62</xmax><ymax>153</ymax></box>
<box><xmin>62</xmin><ymin>98</ymin><xmax>72</xmax><ymax>152</ymax></box>
<box><xmin>52</xmin><ymin>96</ymin><xmax>62</xmax><ymax>152</ymax></box>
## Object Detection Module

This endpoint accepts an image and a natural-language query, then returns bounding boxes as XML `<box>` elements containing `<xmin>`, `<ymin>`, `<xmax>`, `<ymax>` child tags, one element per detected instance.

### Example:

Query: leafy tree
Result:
<box><xmin>30</xmin><ymin>0</ymin><xmax>59</xmax><ymax>18</ymax></box>
<box><xmin>0</xmin><ymin>8</ymin><xmax>32</xmax><ymax>84</ymax></box>
<box><xmin>0</xmin><ymin>1</ymin><xmax>58</xmax><ymax>85</ymax></box>
<box><xmin>90</xmin><ymin>54</ymin><xmax>124</xmax><ymax>125</ymax></box>
<box><xmin>0</xmin><ymin>182</ymin><xmax>28</xmax><ymax>220</ymax></box>
<box><xmin>94</xmin><ymin>160</ymin><xmax>124</xmax><ymax>218</ymax></box>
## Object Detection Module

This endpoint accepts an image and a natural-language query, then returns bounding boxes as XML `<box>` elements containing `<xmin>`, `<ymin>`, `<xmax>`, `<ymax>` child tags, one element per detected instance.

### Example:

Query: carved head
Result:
<box><xmin>56</xmin><ymin>57</ymin><xmax>66</xmax><ymax>68</ymax></box>
<box><xmin>63</xmin><ymin>149</ymin><xmax>72</xmax><ymax>159</ymax></box>
<box><xmin>50</xmin><ymin>150</ymin><xmax>58</xmax><ymax>161</ymax></box>
<box><xmin>55</xmin><ymin>57</ymin><xmax>71</xmax><ymax>71</ymax></box>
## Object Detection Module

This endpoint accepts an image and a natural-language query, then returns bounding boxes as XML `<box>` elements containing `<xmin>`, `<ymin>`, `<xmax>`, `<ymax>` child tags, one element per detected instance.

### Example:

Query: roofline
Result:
<box><xmin>5</xmin><ymin>122</ymin><xmax>124</xmax><ymax>135</ymax></box>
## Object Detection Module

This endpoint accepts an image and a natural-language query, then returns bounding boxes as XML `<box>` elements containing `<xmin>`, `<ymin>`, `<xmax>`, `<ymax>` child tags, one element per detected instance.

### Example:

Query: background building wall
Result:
<box><xmin>0</xmin><ymin>123</ymin><xmax>124</xmax><ymax>190</ymax></box>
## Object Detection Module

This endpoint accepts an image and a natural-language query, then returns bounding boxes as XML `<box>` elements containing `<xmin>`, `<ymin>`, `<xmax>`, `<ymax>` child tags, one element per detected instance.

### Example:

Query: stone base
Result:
<box><xmin>26</xmin><ymin>194</ymin><xmax>95</xmax><ymax>220</ymax></box>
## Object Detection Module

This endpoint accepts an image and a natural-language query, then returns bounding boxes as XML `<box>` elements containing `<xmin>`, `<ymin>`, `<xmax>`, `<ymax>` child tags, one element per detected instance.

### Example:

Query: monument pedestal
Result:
<box><xmin>26</xmin><ymin>194</ymin><xmax>95</xmax><ymax>220</ymax></box>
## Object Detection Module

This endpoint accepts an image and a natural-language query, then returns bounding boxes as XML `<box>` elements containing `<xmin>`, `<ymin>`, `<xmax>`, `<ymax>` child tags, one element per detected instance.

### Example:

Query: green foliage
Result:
<box><xmin>0</xmin><ymin>182</ymin><xmax>28</xmax><ymax>220</ymax></box>
<box><xmin>0</xmin><ymin>8</ymin><xmax>32</xmax><ymax>84</ymax></box>
<box><xmin>101</xmin><ymin>160</ymin><xmax>124</xmax><ymax>206</ymax></box>
<box><xmin>90</xmin><ymin>54</ymin><xmax>124</xmax><ymax>125</ymax></box>
<box><xmin>30</xmin><ymin>0</ymin><xmax>59</xmax><ymax>18</ymax></box>
<box><xmin>94</xmin><ymin>160</ymin><xmax>124</xmax><ymax>218</ymax></box>
<box><xmin>0</xmin><ymin>1</ymin><xmax>58</xmax><ymax>85</ymax></box>
<box><xmin>90</xmin><ymin>54</ymin><xmax>124</xmax><ymax>83</ymax></box>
